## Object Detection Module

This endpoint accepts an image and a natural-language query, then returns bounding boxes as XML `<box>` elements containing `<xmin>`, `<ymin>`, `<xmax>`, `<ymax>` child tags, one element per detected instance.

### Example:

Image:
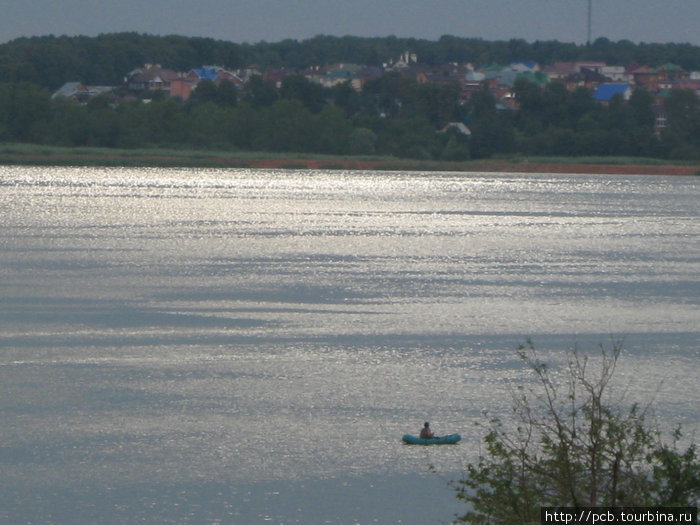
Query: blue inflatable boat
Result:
<box><xmin>402</xmin><ymin>433</ymin><xmax>461</xmax><ymax>445</ymax></box>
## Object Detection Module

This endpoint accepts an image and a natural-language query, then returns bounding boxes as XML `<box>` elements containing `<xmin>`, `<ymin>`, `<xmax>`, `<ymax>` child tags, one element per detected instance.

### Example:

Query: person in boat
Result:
<box><xmin>419</xmin><ymin>422</ymin><xmax>435</xmax><ymax>439</ymax></box>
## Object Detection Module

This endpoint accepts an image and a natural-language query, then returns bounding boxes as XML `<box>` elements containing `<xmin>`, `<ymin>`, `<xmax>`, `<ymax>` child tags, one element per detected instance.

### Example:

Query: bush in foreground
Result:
<box><xmin>454</xmin><ymin>339</ymin><xmax>698</xmax><ymax>524</ymax></box>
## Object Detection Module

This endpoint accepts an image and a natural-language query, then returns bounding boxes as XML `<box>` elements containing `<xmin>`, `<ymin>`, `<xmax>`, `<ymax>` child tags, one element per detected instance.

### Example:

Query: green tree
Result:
<box><xmin>85</xmin><ymin>102</ymin><xmax>123</xmax><ymax>147</ymax></box>
<box><xmin>216</xmin><ymin>80</ymin><xmax>239</xmax><ymax>107</ymax></box>
<box><xmin>187</xmin><ymin>101</ymin><xmax>231</xmax><ymax>148</ymax></box>
<box><xmin>41</xmin><ymin>98</ymin><xmax>87</xmax><ymax>146</ymax></box>
<box><xmin>331</xmin><ymin>81</ymin><xmax>362</xmax><ymax>117</ymax></box>
<box><xmin>311</xmin><ymin>105</ymin><xmax>352</xmax><ymax>154</ymax></box>
<box><xmin>189</xmin><ymin>79</ymin><xmax>238</xmax><ymax>108</ymax></box>
<box><xmin>440</xmin><ymin>133</ymin><xmax>471</xmax><ymax>161</ymax></box>
<box><xmin>662</xmin><ymin>89</ymin><xmax>700</xmax><ymax>159</ymax></box>
<box><xmin>373</xmin><ymin>115</ymin><xmax>442</xmax><ymax>159</ymax></box>
<box><xmin>189</xmin><ymin>79</ymin><xmax>219</xmax><ymax>105</ymax></box>
<box><xmin>243</xmin><ymin>75</ymin><xmax>278</xmax><ymax>108</ymax></box>
<box><xmin>227</xmin><ymin>102</ymin><xmax>259</xmax><ymax>149</ymax></box>
<box><xmin>280</xmin><ymin>74</ymin><xmax>327</xmax><ymax>113</ymax></box>
<box><xmin>347</xmin><ymin>127</ymin><xmax>378</xmax><ymax>155</ymax></box>
<box><xmin>468</xmin><ymin>85</ymin><xmax>516</xmax><ymax>158</ymax></box>
<box><xmin>455</xmin><ymin>340</ymin><xmax>699</xmax><ymax>524</ymax></box>
<box><xmin>4</xmin><ymin>34</ymin><xmax>700</xmax><ymax>89</ymax></box>
<box><xmin>254</xmin><ymin>99</ymin><xmax>314</xmax><ymax>152</ymax></box>
<box><xmin>513</xmin><ymin>76</ymin><xmax>545</xmax><ymax>123</ymax></box>
<box><xmin>569</xmin><ymin>86</ymin><xmax>597</xmax><ymax>129</ymax></box>
<box><xmin>113</xmin><ymin>101</ymin><xmax>150</xmax><ymax>147</ymax></box>
<box><xmin>138</xmin><ymin>98</ymin><xmax>187</xmax><ymax>147</ymax></box>
<box><xmin>628</xmin><ymin>88</ymin><xmax>655</xmax><ymax>128</ymax></box>
<box><xmin>540</xmin><ymin>81</ymin><xmax>572</xmax><ymax>128</ymax></box>
<box><xmin>404</xmin><ymin>81</ymin><xmax>461</xmax><ymax>127</ymax></box>
<box><xmin>0</xmin><ymin>81</ymin><xmax>50</xmax><ymax>141</ymax></box>
<box><xmin>362</xmin><ymin>71</ymin><xmax>407</xmax><ymax>118</ymax></box>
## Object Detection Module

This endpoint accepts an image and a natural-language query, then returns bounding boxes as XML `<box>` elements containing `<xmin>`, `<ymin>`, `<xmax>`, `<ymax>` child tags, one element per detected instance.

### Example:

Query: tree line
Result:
<box><xmin>2</xmin><ymin>33</ymin><xmax>700</xmax><ymax>90</ymax></box>
<box><xmin>2</xmin><ymin>73</ymin><xmax>699</xmax><ymax>160</ymax></box>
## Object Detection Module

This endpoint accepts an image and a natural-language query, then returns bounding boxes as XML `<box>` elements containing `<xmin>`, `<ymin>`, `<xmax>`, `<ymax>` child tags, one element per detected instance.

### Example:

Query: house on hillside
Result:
<box><xmin>304</xmin><ymin>63</ymin><xmax>383</xmax><ymax>92</ymax></box>
<box><xmin>354</xmin><ymin>66</ymin><xmax>384</xmax><ymax>91</ymax></box>
<box><xmin>657</xmin><ymin>63</ymin><xmax>685</xmax><ymax>82</ymax></box>
<box><xmin>509</xmin><ymin>61</ymin><xmax>540</xmax><ymax>73</ymax></box>
<box><xmin>593</xmin><ymin>83</ymin><xmax>632</xmax><ymax>106</ymax></box>
<box><xmin>170</xmin><ymin>66</ymin><xmax>243</xmax><ymax>100</ymax></box>
<box><xmin>627</xmin><ymin>65</ymin><xmax>659</xmax><ymax>90</ymax></box>
<box><xmin>124</xmin><ymin>64</ymin><xmax>182</xmax><ymax>95</ymax></box>
<box><xmin>551</xmin><ymin>66</ymin><xmax>610</xmax><ymax>92</ymax></box>
<box><xmin>658</xmin><ymin>80</ymin><xmax>700</xmax><ymax>98</ymax></box>
<box><xmin>236</xmin><ymin>65</ymin><xmax>262</xmax><ymax>83</ymax></box>
<box><xmin>52</xmin><ymin>82</ymin><xmax>87</xmax><ymax>101</ymax></box>
<box><xmin>482</xmin><ymin>64</ymin><xmax>509</xmax><ymax>86</ymax></box>
<box><xmin>460</xmin><ymin>70</ymin><xmax>487</xmax><ymax>100</ymax></box>
<box><xmin>187</xmin><ymin>66</ymin><xmax>242</xmax><ymax>86</ymax></box>
<box><xmin>169</xmin><ymin>78</ymin><xmax>197</xmax><ymax>100</ymax></box>
<box><xmin>263</xmin><ymin>68</ymin><xmax>293</xmax><ymax>89</ymax></box>
<box><xmin>51</xmin><ymin>82</ymin><xmax>115</xmax><ymax>102</ymax></box>
<box><xmin>601</xmin><ymin>66</ymin><xmax>630</xmax><ymax>83</ymax></box>
<box><xmin>542</xmin><ymin>62</ymin><xmax>577</xmax><ymax>82</ymax></box>
<box><xmin>416</xmin><ymin>62</ymin><xmax>467</xmax><ymax>86</ymax></box>
<box><xmin>386</xmin><ymin>51</ymin><xmax>418</xmax><ymax>71</ymax></box>
<box><xmin>574</xmin><ymin>61</ymin><xmax>606</xmax><ymax>74</ymax></box>
<box><xmin>320</xmin><ymin>63</ymin><xmax>362</xmax><ymax>88</ymax></box>
<box><xmin>498</xmin><ymin>69</ymin><xmax>547</xmax><ymax>88</ymax></box>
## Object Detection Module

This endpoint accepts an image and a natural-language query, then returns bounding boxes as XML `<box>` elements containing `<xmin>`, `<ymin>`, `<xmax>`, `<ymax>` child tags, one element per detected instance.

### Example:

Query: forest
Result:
<box><xmin>0</xmin><ymin>33</ymin><xmax>699</xmax><ymax>161</ymax></box>
<box><xmin>3</xmin><ymin>33</ymin><xmax>700</xmax><ymax>88</ymax></box>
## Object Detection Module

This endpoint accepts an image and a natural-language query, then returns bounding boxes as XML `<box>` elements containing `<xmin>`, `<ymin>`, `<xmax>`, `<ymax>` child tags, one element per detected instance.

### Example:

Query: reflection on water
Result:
<box><xmin>0</xmin><ymin>167</ymin><xmax>698</xmax><ymax>523</ymax></box>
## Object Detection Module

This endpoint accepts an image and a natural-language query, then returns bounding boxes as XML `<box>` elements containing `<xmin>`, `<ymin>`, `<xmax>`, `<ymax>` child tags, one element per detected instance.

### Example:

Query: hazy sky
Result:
<box><xmin>2</xmin><ymin>0</ymin><xmax>700</xmax><ymax>46</ymax></box>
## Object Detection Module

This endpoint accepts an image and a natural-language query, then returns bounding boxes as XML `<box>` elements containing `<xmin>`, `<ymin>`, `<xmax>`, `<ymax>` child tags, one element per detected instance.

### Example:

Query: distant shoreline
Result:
<box><xmin>0</xmin><ymin>145</ymin><xmax>698</xmax><ymax>176</ymax></box>
<box><xmin>234</xmin><ymin>157</ymin><xmax>700</xmax><ymax>176</ymax></box>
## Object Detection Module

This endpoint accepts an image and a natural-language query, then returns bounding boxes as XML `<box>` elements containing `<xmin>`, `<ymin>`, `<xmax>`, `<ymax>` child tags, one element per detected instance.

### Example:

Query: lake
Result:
<box><xmin>0</xmin><ymin>167</ymin><xmax>698</xmax><ymax>524</ymax></box>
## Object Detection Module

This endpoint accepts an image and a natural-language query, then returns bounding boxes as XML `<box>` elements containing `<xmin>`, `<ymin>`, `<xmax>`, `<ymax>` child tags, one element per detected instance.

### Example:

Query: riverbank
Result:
<box><xmin>242</xmin><ymin>157</ymin><xmax>700</xmax><ymax>175</ymax></box>
<box><xmin>1</xmin><ymin>144</ymin><xmax>698</xmax><ymax>175</ymax></box>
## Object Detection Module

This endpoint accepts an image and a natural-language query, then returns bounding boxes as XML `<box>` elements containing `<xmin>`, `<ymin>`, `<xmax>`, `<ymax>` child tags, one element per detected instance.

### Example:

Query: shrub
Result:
<box><xmin>454</xmin><ymin>339</ymin><xmax>698</xmax><ymax>524</ymax></box>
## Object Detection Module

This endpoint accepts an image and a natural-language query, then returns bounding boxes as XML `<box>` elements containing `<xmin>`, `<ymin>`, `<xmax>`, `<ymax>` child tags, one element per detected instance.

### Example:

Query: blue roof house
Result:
<box><xmin>188</xmin><ymin>67</ymin><xmax>222</xmax><ymax>82</ymax></box>
<box><xmin>593</xmin><ymin>83</ymin><xmax>632</xmax><ymax>105</ymax></box>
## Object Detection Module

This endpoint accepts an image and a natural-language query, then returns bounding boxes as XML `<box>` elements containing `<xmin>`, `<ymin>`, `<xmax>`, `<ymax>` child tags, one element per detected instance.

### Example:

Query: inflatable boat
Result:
<box><xmin>402</xmin><ymin>433</ymin><xmax>461</xmax><ymax>445</ymax></box>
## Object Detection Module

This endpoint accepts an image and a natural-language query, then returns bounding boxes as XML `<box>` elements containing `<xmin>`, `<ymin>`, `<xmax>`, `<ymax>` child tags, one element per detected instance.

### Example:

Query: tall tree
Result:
<box><xmin>455</xmin><ymin>340</ymin><xmax>699</xmax><ymax>524</ymax></box>
<box><xmin>280</xmin><ymin>74</ymin><xmax>327</xmax><ymax>113</ymax></box>
<box><xmin>0</xmin><ymin>82</ymin><xmax>50</xmax><ymax>141</ymax></box>
<box><xmin>662</xmin><ymin>89</ymin><xmax>700</xmax><ymax>159</ymax></box>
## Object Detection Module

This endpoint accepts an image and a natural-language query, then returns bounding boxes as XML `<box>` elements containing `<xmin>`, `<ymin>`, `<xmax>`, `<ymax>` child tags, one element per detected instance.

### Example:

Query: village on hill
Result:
<box><xmin>53</xmin><ymin>51</ymin><xmax>700</xmax><ymax>137</ymax></box>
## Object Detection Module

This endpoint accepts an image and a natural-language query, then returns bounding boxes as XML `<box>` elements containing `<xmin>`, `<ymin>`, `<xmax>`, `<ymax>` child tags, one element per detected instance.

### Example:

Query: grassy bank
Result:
<box><xmin>1</xmin><ymin>143</ymin><xmax>698</xmax><ymax>175</ymax></box>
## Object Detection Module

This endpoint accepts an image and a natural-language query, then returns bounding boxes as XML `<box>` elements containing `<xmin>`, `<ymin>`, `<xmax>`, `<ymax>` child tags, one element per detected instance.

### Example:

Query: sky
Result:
<box><xmin>2</xmin><ymin>0</ymin><xmax>700</xmax><ymax>47</ymax></box>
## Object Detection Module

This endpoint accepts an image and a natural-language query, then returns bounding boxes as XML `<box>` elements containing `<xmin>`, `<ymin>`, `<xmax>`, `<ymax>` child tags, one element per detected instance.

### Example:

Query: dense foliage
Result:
<box><xmin>2</xmin><ymin>74</ymin><xmax>699</xmax><ymax>160</ymax></box>
<box><xmin>1</xmin><ymin>33</ymin><xmax>699</xmax><ymax>160</ymax></box>
<box><xmin>2</xmin><ymin>33</ymin><xmax>700</xmax><ymax>90</ymax></box>
<box><xmin>455</xmin><ymin>340</ymin><xmax>699</xmax><ymax>524</ymax></box>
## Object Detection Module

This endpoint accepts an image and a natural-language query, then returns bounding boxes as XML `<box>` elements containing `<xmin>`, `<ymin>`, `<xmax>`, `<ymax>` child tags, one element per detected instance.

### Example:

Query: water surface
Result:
<box><xmin>0</xmin><ymin>167</ymin><xmax>697</xmax><ymax>523</ymax></box>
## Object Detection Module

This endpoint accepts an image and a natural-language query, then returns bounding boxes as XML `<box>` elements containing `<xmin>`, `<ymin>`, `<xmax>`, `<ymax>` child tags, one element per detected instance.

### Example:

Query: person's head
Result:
<box><xmin>424</xmin><ymin>422</ymin><xmax>430</xmax><ymax>428</ymax></box>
